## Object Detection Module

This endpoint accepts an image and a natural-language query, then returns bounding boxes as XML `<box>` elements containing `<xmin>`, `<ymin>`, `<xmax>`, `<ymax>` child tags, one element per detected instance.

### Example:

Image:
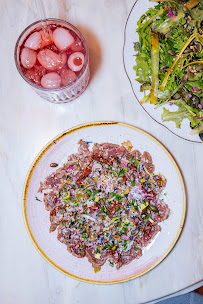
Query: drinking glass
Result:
<box><xmin>14</xmin><ymin>19</ymin><xmax>90</xmax><ymax>103</ymax></box>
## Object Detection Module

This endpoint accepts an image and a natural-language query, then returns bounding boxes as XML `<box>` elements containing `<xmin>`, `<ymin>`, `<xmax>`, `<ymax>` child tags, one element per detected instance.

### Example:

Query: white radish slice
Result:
<box><xmin>53</xmin><ymin>28</ymin><xmax>74</xmax><ymax>51</ymax></box>
<box><xmin>24</xmin><ymin>32</ymin><xmax>41</xmax><ymax>50</ymax></box>
<box><xmin>41</xmin><ymin>72</ymin><xmax>61</xmax><ymax>89</ymax></box>
<box><xmin>60</xmin><ymin>68</ymin><xmax>77</xmax><ymax>86</ymax></box>
<box><xmin>37</xmin><ymin>49</ymin><xmax>67</xmax><ymax>71</ymax></box>
<box><xmin>71</xmin><ymin>37</ymin><xmax>84</xmax><ymax>52</ymax></box>
<box><xmin>21</xmin><ymin>47</ymin><xmax>37</xmax><ymax>69</ymax></box>
<box><xmin>67</xmin><ymin>52</ymin><xmax>84</xmax><ymax>72</ymax></box>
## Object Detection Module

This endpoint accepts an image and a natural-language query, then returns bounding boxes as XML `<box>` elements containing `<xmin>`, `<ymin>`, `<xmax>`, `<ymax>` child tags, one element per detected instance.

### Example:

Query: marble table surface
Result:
<box><xmin>1</xmin><ymin>0</ymin><xmax>203</xmax><ymax>303</ymax></box>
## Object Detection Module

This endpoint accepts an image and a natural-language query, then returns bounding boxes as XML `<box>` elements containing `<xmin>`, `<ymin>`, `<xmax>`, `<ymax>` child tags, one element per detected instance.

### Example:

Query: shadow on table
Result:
<box><xmin>75</xmin><ymin>24</ymin><xmax>102</xmax><ymax>84</ymax></box>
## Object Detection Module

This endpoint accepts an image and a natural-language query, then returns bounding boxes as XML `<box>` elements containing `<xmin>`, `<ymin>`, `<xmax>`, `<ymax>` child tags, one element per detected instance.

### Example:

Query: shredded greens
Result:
<box><xmin>133</xmin><ymin>0</ymin><xmax>203</xmax><ymax>139</ymax></box>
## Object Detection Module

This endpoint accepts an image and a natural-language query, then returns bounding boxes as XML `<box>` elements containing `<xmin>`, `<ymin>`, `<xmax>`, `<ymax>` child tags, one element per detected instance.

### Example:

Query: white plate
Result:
<box><xmin>123</xmin><ymin>0</ymin><xmax>202</xmax><ymax>143</ymax></box>
<box><xmin>23</xmin><ymin>122</ymin><xmax>186</xmax><ymax>283</ymax></box>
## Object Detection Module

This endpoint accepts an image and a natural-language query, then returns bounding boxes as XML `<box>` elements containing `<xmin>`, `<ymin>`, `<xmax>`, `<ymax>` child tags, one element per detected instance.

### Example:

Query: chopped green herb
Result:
<box><xmin>117</xmin><ymin>221</ymin><xmax>122</xmax><ymax>227</ymax></box>
<box><xmin>144</xmin><ymin>214</ymin><xmax>150</xmax><ymax>220</ymax></box>
<box><xmin>133</xmin><ymin>247</ymin><xmax>138</xmax><ymax>251</ymax></box>
<box><xmin>119</xmin><ymin>168</ymin><xmax>128</xmax><ymax>175</ymax></box>
<box><xmin>135</xmin><ymin>159</ymin><xmax>140</xmax><ymax>170</ymax></box>
<box><xmin>35</xmin><ymin>197</ymin><xmax>42</xmax><ymax>202</ymax></box>
<box><xmin>108</xmin><ymin>260</ymin><xmax>114</xmax><ymax>267</ymax></box>
<box><xmin>130</xmin><ymin>156</ymin><xmax>134</xmax><ymax>163</ymax></box>
<box><xmin>131</xmin><ymin>181</ymin><xmax>135</xmax><ymax>187</ymax></box>
<box><xmin>96</xmin><ymin>206</ymin><xmax>105</xmax><ymax>216</ymax></box>
<box><xmin>85</xmin><ymin>189</ymin><xmax>92</xmax><ymax>196</ymax></box>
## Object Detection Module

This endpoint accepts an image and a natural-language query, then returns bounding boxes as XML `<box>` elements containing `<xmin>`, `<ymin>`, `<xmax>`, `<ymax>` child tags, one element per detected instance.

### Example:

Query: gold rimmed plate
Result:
<box><xmin>23</xmin><ymin>122</ymin><xmax>186</xmax><ymax>283</ymax></box>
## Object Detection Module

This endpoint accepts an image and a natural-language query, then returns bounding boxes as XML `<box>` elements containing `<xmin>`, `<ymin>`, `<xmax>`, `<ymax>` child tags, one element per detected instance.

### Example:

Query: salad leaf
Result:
<box><xmin>162</xmin><ymin>107</ymin><xmax>189</xmax><ymax>128</ymax></box>
<box><xmin>133</xmin><ymin>50</ymin><xmax>151</xmax><ymax>83</ymax></box>
<box><xmin>157</xmin><ymin>10</ymin><xmax>184</xmax><ymax>35</ymax></box>
<box><xmin>160</xmin><ymin>33</ymin><xmax>203</xmax><ymax>92</ymax></box>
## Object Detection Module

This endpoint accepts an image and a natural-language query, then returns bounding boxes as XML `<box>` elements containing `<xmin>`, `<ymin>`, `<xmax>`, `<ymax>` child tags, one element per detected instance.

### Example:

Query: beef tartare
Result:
<box><xmin>38</xmin><ymin>140</ymin><xmax>170</xmax><ymax>272</ymax></box>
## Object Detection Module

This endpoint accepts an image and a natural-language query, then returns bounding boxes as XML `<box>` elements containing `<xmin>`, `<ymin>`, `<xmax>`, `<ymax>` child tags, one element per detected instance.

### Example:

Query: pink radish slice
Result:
<box><xmin>57</xmin><ymin>53</ymin><xmax>67</xmax><ymax>70</ymax></box>
<box><xmin>60</xmin><ymin>68</ymin><xmax>77</xmax><ymax>86</ymax></box>
<box><xmin>25</xmin><ymin>65</ymin><xmax>46</xmax><ymax>85</ymax></box>
<box><xmin>37</xmin><ymin>49</ymin><xmax>67</xmax><ymax>71</ymax></box>
<box><xmin>71</xmin><ymin>37</ymin><xmax>84</xmax><ymax>52</ymax></box>
<box><xmin>25</xmin><ymin>32</ymin><xmax>41</xmax><ymax>50</ymax></box>
<box><xmin>67</xmin><ymin>52</ymin><xmax>84</xmax><ymax>72</ymax></box>
<box><xmin>41</xmin><ymin>72</ymin><xmax>61</xmax><ymax>89</ymax></box>
<box><xmin>21</xmin><ymin>47</ymin><xmax>37</xmax><ymax>69</ymax></box>
<box><xmin>53</xmin><ymin>28</ymin><xmax>75</xmax><ymax>51</ymax></box>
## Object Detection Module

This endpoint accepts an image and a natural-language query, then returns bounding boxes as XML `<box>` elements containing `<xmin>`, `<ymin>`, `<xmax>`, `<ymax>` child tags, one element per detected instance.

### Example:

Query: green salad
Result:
<box><xmin>133</xmin><ymin>0</ymin><xmax>203</xmax><ymax>140</ymax></box>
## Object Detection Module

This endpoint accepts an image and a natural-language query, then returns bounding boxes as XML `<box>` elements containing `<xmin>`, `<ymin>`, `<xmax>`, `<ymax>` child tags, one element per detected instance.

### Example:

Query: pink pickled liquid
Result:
<box><xmin>20</xmin><ymin>24</ymin><xmax>86</xmax><ymax>89</ymax></box>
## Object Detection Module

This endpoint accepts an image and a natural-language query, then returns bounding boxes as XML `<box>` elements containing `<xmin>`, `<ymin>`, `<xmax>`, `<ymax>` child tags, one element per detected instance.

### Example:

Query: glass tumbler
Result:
<box><xmin>14</xmin><ymin>19</ymin><xmax>90</xmax><ymax>104</ymax></box>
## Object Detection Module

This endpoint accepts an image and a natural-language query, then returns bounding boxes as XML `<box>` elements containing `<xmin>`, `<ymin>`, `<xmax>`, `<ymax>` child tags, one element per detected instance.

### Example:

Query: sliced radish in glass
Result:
<box><xmin>41</xmin><ymin>72</ymin><xmax>61</xmax><ymax>89</ymax></box>
<box><xmin>21</xmin><ymin>47</ymin><xmax>37</xmax><ymax>69</ymax></box>
<box><xmin>25</xmin><ymin>32</ymin><xmax>41</xmax><ymax>50</ymax></box>
<box><xmin>67</xmin><ymin>52</ymin><xmax>84</xmax><ymax>72</ymax></box>
<box><xmin>25</xmin><ymin>65</ymin><xmax>46</xmax><ymax>85</ymax></box>
<box><xmin>37</xmin><ymin>49</ymin><xmax>67</xmax><ymax>71</ymax></box>
<box><xmin>71</xmin><ymin>37</ymin><xmax>84</xmax><ymax>52</ymax></box>
<box><xmin>53</xmin><ymin>28</ymin><xmax>75</xmax><ymax>51</ymax></box>
<box><xmin>60</xmin><ymin>68</ymin><xmax>77</xmax><ymax>86</ymax></box>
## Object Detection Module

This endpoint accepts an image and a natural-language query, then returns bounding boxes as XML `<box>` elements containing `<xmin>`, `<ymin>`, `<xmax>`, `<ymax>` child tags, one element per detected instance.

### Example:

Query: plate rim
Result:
<box><xmin>123</xmin><ymin>0</ymin><xmax>202</xmax><ymax>144</ymax></box>
<box><xmin>22</xmin><ymin>121</ymin><xmax>186</xmax><ymax>284</ymax></box>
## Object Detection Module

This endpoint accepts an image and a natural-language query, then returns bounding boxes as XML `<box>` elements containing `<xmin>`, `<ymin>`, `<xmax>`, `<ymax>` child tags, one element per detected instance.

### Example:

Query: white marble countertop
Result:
<box><xmin>1</xmin><ymin>0</ymin><xmax>203</xmax><ymax>303</ymax></box>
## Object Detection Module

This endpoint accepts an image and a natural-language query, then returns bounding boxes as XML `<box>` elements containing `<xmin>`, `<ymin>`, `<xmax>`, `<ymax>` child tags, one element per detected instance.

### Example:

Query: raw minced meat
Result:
<box><xmin>38</xmin><ymin>140</ymin><xmax>170</xmax><ymax>271</ymax></box>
